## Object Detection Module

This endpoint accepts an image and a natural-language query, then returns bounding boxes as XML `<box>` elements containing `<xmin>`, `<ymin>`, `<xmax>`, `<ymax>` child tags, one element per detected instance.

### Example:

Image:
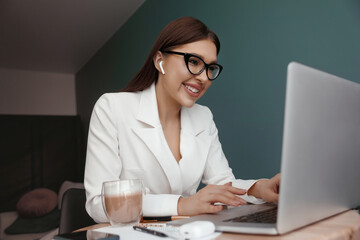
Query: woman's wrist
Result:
<box><xmin>177</xmin><ymin>196</ymin><xmax>183</xmax><ymax>215</ymax></box>
<box><xmin>177</xmin><ymin>196</ymin><xmax>195</xmax><ymax>216</ymax></box>
<box><xmin>247</xmin><ymin>179</ymin><xmax>267</xmax><ymax>199</ymax></box>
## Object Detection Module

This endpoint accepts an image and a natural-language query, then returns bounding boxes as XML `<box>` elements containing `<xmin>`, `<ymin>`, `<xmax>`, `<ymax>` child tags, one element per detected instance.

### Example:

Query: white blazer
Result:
<box><xmin>84</xmin><ymin>83</ymin><xmax>263</xmax><ymax>223</ymax></box>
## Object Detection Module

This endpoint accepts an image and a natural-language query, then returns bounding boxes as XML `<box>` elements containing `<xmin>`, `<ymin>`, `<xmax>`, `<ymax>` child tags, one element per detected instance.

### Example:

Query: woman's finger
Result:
<box><xmin>227</xmin><ymin>186</ymin><xmax>247</xmax><ymax>195</ymax></box>
<box><xmin>199</xmin><ymin>185</ymin><xmax>247</xmax><ymax>206</ymax></box>
<box><xmin>204</xmin><ymin>204</ymin><xmax>224</xmax><ymax>213</ymax></box>
<box><xmin>263</xmin><ymin>189</ymin><xmax>279</xmax><ymax>203</ymax></box>
<box><xmin>207</xmin><ymin>184</ymin><xmax>247</xmax><ymax>195</ymax></box>
<box><xmin>208</xmin><ymin>193</ymin><xmax>245</xmax><ymax>206</ymax></box>
<box><xmin>223</xmin><ymin>182</ymin><xmax>232</xmax><ymax>186</ymax></box>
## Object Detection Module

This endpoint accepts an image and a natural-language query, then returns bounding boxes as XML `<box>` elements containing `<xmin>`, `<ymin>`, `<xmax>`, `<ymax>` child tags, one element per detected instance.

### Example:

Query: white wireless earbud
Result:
<box><xmin>159</xmin><ymin>61</ymin><xmax>165</xmax><ymax>75</ymax></box>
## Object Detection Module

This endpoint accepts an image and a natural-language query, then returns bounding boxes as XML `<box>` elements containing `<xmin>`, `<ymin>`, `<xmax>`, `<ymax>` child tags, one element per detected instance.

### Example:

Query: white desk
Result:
<box><xmin>80</xmin><ymin>210</ymin><xmax>360</xmax><ymax>240</ymax></box>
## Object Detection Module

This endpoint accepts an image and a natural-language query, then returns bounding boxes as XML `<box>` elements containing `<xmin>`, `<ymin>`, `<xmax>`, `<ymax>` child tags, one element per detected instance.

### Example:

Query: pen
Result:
<box><xmin>141</xmin><ymin>216</ymin><xmax>190</xmax><ymax>222</ymax></box>
<box><xmin>133</xmin><ymin>225</ymin><xmax>168</xmax><ymax>238</ymax></box>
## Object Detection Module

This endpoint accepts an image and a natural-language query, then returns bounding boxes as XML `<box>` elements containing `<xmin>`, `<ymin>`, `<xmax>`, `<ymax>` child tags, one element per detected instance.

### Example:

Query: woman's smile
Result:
<box><xmin>182</xmin><ymin>82</ymin><xmax>202</xmax><ymax>98</ymax></box>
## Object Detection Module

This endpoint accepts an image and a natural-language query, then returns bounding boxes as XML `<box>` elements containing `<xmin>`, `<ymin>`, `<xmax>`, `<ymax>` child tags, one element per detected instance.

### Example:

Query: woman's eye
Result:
<box><xmin>209</xmin><ymin>66</ymin><xmax>219</xmax><ymax>74</ymax></box>
<box><xmin>189</xmin><ymin>58</ymin><xmax>199</xmax><ymax>66</ymax></box>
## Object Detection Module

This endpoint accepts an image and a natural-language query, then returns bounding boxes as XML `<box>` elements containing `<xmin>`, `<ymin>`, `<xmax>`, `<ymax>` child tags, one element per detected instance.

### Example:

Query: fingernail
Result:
<box><xmin>232</xmin><ymin>201</ymin><xmax>242</xmax><ymax>206</ymax></box>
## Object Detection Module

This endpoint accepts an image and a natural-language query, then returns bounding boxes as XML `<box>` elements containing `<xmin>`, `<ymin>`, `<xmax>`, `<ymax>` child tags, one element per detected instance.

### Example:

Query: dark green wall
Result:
<box><xmin>76</xmin><ymin>0</ymin><xmax>360</xmax><ymax>179</ymax></box>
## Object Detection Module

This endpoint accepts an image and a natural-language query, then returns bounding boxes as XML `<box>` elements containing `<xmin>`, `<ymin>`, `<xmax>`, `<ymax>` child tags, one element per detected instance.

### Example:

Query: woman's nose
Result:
<box><xmin>196</xmin><ymin>69</ymin><xmax>209</xmax><ymax>83</ymax></box>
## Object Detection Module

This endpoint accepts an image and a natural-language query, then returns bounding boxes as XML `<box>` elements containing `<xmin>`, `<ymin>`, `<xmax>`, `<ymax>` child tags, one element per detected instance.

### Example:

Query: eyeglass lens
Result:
<box><xmin>187</xmin><ymin>55</ymin><xmax>221</xmax><ymax>80</ymax></box>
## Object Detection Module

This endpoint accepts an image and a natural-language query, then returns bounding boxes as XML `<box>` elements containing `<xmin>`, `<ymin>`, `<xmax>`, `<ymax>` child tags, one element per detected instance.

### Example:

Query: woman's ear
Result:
<box><xmin>154</xmin><ymin>51</ymin><xmax>165</xmax><ymax>75</ymax></box>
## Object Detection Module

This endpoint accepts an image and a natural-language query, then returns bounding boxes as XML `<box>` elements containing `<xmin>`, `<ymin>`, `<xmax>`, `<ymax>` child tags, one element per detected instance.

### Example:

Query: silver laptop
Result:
<box><xmin>169</xmin><ymin>62</ymin><xmax>360</xmax><ymax>235</ymax></box>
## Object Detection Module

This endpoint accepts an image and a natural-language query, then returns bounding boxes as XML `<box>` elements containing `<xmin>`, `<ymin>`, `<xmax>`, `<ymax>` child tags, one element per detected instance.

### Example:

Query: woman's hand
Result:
<box><xmin>177</xmin><ymin>182</ymin><xmax>247</xmax><ymax>216</ymax></box>
<box><xmin>248</xmin><ymin>173</ymin><xmax>281</xmax><ymax>203</ymax></box>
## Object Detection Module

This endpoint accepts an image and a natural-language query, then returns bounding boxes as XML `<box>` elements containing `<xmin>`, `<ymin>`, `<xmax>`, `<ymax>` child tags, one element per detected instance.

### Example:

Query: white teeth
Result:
<box><xmin>185</xmin><ymin>85</ymin><xmax>199</xmax><ymax>93</ymax></box>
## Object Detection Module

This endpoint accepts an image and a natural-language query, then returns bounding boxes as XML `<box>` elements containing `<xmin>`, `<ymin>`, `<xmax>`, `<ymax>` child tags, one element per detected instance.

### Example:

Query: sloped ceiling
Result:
<box><xmin>0</xmin><ymin>0</ymin><xmax>145</xmax><ymax>74</ymax></box>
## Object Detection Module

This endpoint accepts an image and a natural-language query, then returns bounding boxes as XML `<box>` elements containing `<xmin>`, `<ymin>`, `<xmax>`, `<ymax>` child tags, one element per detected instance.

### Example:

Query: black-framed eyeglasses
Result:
<box><xmin>161</xmin><ymin>50</ymin><xmax>223</xmax><ymax>81</ymax></box>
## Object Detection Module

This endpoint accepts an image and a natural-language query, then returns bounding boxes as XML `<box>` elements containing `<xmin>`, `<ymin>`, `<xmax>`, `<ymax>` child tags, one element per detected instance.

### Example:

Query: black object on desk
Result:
<box><xmin>355</xmin><ymin>206</ymin><xmax>360</xmax><ymax>214</ymax></box>
<box><xmin>133</xmin><ymin>225</ymin><xmax>168</xmax><ymax>237</ymax></box>
<box><xmin>142</xmin><ymin>216</ymin><xmax>173</xmax><ymax>221</ymax></box>
<box><xmin>53</xmin><ymin>230</ymin><xmax>119</xmax><ymax>240</ymax></box>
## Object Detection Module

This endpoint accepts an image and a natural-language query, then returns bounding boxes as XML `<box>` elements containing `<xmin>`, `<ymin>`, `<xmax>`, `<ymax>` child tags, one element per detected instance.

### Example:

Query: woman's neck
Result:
<box><xmin>155</xmin><ymin>83</ymin><xmax>181</xmax><ymax>126</ymax></box>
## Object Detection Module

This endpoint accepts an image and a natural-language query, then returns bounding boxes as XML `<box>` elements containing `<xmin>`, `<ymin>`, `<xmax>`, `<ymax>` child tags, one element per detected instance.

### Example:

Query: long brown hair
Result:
<box><xmin>121</xmin><ymin>17</ymin><xmax>220</xmax><ymax>92</ymax></box>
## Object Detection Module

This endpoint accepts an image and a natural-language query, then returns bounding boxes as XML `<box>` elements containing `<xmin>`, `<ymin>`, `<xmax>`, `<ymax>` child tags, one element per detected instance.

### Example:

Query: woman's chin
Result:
<box><xmin>181</xmin><ymin>99</ymin><xmax>197</xmax><ymax>108</ymax></box>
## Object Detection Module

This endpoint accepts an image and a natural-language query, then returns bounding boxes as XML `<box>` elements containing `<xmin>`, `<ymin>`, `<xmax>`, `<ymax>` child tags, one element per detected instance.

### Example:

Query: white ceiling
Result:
<box><xmin>0</xmin><ymin>0</ymin><xmax>145</xmax><ymax>74</ymax></box>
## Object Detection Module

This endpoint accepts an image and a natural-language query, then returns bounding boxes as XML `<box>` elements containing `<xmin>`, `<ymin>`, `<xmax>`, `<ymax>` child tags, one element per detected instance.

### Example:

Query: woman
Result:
<box><xmin>84</xmin><ymin>17</ymin><xmax>280</xmax><ymax>223</ymax></box>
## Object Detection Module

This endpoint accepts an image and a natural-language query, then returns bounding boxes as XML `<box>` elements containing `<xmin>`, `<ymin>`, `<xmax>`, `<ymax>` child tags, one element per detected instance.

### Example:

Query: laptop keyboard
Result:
<box><xmin>223</xmin><ymin>207</ymin><xmax>278</xmax><ymax>224</ymax></box>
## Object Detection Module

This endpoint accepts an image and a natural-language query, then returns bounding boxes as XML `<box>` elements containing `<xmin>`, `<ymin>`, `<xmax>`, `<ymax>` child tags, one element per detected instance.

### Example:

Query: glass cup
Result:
<box><xmin>101</xmin><ymin>179</ymin><xmax>143</xmax><ymax>226</ymax></box>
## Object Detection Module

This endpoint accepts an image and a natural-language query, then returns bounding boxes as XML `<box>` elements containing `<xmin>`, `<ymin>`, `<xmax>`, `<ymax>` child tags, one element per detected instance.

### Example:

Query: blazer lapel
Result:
<box><xmin>132</xmin><ymin>83</ymin><xmax>183</xmax><ymax>194</ymax></box>
<box><xmin>180</xmin><ymin>106</ymin><xmax>212</xmax><ymax>191</ymax></box>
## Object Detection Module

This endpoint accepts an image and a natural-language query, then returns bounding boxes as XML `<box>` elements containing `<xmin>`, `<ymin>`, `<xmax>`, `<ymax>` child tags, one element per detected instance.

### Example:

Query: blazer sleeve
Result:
<box><xmin>201</xmin><ymin>112</ymin><xmax>265</xmax><ymax>204</ymax></box>
<box><xmin>84</xmin><ymin>94</ymin><xmax>123</xmax><ymax>223</ymax></box>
